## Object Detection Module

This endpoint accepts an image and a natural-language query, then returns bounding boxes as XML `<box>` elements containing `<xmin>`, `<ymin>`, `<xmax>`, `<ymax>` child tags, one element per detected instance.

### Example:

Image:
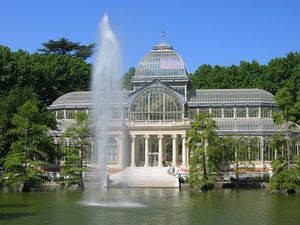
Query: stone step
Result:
<box><xmin>109</xmin><ymin>167</ymin><xmax>178</xmax><ymax>188</ymax></box>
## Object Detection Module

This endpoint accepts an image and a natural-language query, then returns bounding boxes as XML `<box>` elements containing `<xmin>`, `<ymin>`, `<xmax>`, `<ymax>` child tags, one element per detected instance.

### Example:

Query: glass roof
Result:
<box><xmin>214</xmin><ymin>118</ymin><xmax>300</xmax><ymax>135</ymax></box>
<box><xmin>134</xmin><ymin>41</ymin><xmax>188</xmax><ymax>79</ymax></box>
<box><xmin>188</xmin><ymin>89</ymin><xmax>275</xmax><ymax>106</ymax></box>
<box><xmin>49</xmin><ymin>91</ymin><xmax>133</xmax><ymax>110</ymax></box>
<box><xmin>50</xmin><ymin>91</ymin><xmax>92</xmax><ymax>109</ymax></box>
<box><xmin>50</xmin><ymin>88</ymin><xmax>276</xmax><ymax>109</ymax></box>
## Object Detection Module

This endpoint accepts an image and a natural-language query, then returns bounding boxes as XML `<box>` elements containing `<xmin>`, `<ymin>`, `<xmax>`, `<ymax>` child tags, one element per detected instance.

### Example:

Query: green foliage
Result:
<box><xmin>270</xmin><ymin>158</ymin><xmax>286</xmax><ymax>175</ymax></box>
<box><xmin>0</xmin><ymin>41</ymin><xmax>91</xmax><ymax>188</ymax></box>
<box><xmin>29</xmin><ymin>53</ymin><xmax>91</xmax><ymax>104</ymax></box>
<box><xmin>186</xmin><ymin>113</ymin><xmax>221</xmax><ymax>190</ymax></box>
<box><xmin>0</xmin><ymin>87</ymin><xmax>37</xmax><ymax>167</ymax></box>
<box><xmin>2</xmin><ymin>100</ymin><xmax>56</xmax><ymax>190</ymax></box>
<box><xmin>0</xmin><ymin>44</ymin><xmax>91</xmax><ymax>105</ymax></box>
<box><xmin>271</xmin><ymin>110</ymin><xmax>296</xmax><ymax>170</ymax></box>
<box><xmin>269</xmin><ymin>167</ymin><xmax>300</xmax><ymax>191</ymax></box>
<box><xmin>191</xmin><ymin>61</ymin><xmax>266</xmax><ymax>90</ymax></box>
<box><xmin>269</xmin><ymin>155</ymin><xmax>300</xmax><ymax>191</ymax></box>
<box><xmin>122</xmin><ymin>67</ymin><xmax>135</xmax><ymax>90</ymax></box>
<box><xmin>60</xmin><ymin>112</ymin><xmax>90</xmax><ymax>190</ymax></box>
<box><xmin>38</xmin><ymin>37</ymin><xmax>94</xmax><ymax>60</ymax></box>
<box><xmin>274</xmin><ymin>88</ymin><xmax>300</xmax><ymax>125</ymax></box>
<box><xmin>269</xmin><ymin>133</ymin><xmax>286</xmax><ymax>158</ymax></box>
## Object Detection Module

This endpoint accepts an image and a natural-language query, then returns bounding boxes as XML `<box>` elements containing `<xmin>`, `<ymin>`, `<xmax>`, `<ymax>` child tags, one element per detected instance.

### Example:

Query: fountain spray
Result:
<box><xmin>91</xmin><ymin>14</ymin><xmax>123</xmax><ymax>190</ymax></box>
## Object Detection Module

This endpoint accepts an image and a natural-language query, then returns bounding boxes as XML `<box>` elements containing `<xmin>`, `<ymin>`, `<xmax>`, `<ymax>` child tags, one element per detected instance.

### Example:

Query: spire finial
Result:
<box><xmin>162</xmin><ymin>29</ymin><xmax>165</xmax><ymax>43</ymax></box>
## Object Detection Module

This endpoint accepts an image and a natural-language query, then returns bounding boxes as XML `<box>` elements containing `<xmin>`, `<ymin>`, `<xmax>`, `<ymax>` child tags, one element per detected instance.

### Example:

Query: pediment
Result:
<box><xmin>127</xmin><ymin>79</ymin><xmax>185</xmax><ymax>104</ymax></box>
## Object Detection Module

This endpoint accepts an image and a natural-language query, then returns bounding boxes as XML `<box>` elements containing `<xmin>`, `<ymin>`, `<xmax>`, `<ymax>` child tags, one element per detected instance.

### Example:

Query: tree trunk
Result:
<box><xmin>78</xmin><ymin>145</ymin><xmax>85</xmax><ymax>191</ymax></box>
<box><xmin>287</xmin><ymin>188</ymin><xmax>296</xmax><ymax>194</ymax></box>
<box><xmin>235</xmin><ymin>145</ymin><xmax>239</xmax><ymax>188</ymax></box>
<box><xmin>77</xmin><ymin>181</ymin><xmax>85</xmax><ymax>191</ymax></box>
<box><xmin>235</xmin><ymin>161</ymin><xmax>239</xmax><ymax>188</ymax></box>
<box><xmin>22</xmin><ymin>119</ymin><xmax>30</xmax><ymax>193</ymax></box>
<box><xmin>203</xmin><ymin>152</ymin><xmax>208</xmax><ymax>179</ymax></box>
<box><xmin>22</xmin><ymin>181</ymin><xmax>30</xmax><ymax>192</ymax></box>
<box><xmin>287</xmin><ymin>139</ymin><xmax>291</xmax><ymax>170</ymax></box>
<box><xmin>285</xmin><ymin>115</ymin><xmax>291</xmax><ymax>170</ymax></box>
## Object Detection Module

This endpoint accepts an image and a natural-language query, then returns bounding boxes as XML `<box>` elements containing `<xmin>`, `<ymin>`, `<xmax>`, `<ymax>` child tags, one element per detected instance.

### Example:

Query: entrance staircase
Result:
<box><xmin>110</xmin><ymin>167</ymin><xmax>178</xmax><ymax>188</ymax></box>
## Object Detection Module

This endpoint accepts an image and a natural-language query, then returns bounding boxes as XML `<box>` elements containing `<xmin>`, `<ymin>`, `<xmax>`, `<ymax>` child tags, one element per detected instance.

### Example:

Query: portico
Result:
<box><xmin>129</xmin><ymin>131</ymin><xmax>189</xmax><ymax>168</ymax></box>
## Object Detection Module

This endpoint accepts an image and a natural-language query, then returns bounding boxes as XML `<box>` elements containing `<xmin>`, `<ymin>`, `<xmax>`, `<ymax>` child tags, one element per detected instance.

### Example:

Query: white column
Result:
<box><xmin>66</xmin><ymin>137</ymin><xmax>70</xmax><ymax>147</ymax></box>
<box><xmin>136</xmin><ymin>137</ymin><xmax>140</xmax><ymax>166</ymax></box>
<box><xmin>182</xmin><ymin>134</ymin><xmax>187</xmax><ymax>168</ymax></box>
<box><xmin>90</xmin><ymin>139</ymin><xmax>94</xmax><ymax>162</ymax></box>
<box><xmin>158</xmin><ymin>134</ymin><xmax>163</xmax><ymax>167</ymax></box>
<box><xmin>247</xmin><ymin>136</ymin><xmax>251</xmax><ymax>160</ymax></box>
<box><xmin>172</xmin><ymin>134</ymin><xmax>177</xmax><ymax>166</ymax></box>
<box><xmin>130</xmin><ymin>135</ymin><xmax>136</xmax><ymax>167</ymax></box>
<box><xmin>187</xmin><ymin>146</ymin><xmax>190</xmax><ymax>167</ymax></box>
<box><xmin>144</xmin><ymin>135</ymin><xmax>149</xmax><ymax>167</ymax></box>
<box><xmin>260</xmin><ymin>137</ymin><xmax>265</xmax><ymax>169</ymax></box>
<box><xmin>118</xmin><ymin>135</ymin><xmax>124</xmax><ymax>168</ymax></box>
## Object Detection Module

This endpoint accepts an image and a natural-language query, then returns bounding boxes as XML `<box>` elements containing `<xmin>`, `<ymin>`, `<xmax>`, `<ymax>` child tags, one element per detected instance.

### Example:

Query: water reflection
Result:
<box><xmin>79</xmin><ymin>200</ymin><xmax>146</xmax><ymax>208</ymax></box>
<box><xmin>0</xmin><ymin>189</ymin><xmax>299</xmax><ymax>225</ymax></box>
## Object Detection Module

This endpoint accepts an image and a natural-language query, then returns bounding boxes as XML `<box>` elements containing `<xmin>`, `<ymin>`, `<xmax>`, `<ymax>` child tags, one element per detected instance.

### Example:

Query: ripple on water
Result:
<box><xmin>79</xmin><ymin>200</ymin><xmax>146</xmax><ymax>208</ymax></box>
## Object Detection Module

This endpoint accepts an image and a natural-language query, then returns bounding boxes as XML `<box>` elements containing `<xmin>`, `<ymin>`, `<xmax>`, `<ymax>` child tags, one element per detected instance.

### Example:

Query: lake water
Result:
<box><xmin>0</xmin><ymin>188</ymin><xmax>299</xmax><ymax>225</ymax></box>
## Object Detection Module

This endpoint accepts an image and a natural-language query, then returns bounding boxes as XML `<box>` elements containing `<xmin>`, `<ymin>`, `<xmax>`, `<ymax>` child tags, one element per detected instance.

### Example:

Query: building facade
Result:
<box><xmin>49</xmin><ymin>39</ymin><xmax>300</xmax><ymax>170</ymax></box>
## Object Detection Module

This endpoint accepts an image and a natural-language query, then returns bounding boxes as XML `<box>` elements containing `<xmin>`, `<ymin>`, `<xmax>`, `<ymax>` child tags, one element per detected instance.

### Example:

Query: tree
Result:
<box><xmin>3</xmin><ymin>100</ymin><xmax>57</xmax><ymax>192</ymax></box>
<box><xmin>74</xmin><ymin>44</ymin><xmax>95</xmax><ymax>60</ymax></box>
<box><xmin>28</xmin><ymin>53</ymin><xmax>91</xmax><ymax>104</ymax></box>
<box><xmin>0</xmin><ymin>45</ymin><xmax>91</xmax><ymax>105</ymax></box>
<box><xmin>269</xmin><ymin>132</ymin><xmax>300</xmax><ymax>192</ymax></box>
<box><xmin>186</xmin><ymin>113</ymin><xmax>221</xmax><ymax>190</ymax></box>
<box><xmin>0</xmin><ymin>87</ymin><xmax>37</xmax><ymax>169</ymax></box>
<box><xmin>272</xmin><ymin>112</ymin><xmax>294</xmax><ymax>170</ymax></box>
<box><xmin>269</xmin><ymin>156</ymin><xmax>300</xmax><ymax>192</ymax></box>
<box><xmin>122</xmin><ymin>67</ymin><xmax>135</xmax><ymax>90</ymax></box>
<box><xmin>60</xmin><ymin>112</ymin><xmax>90</xmax><ymax>191</ymax></box>
<box><xmin>38</xmin><ymin>38</ymin><xmax>94</xmax><ymax>60</ymax></box>
<box><xmin>269</xmin><ymin>60</ymin><xmax>300</xmax><ymax>192</ymax></box>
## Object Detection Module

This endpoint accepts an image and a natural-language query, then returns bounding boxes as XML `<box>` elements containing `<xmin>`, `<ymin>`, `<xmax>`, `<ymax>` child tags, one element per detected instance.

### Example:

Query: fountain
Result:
<box><xmin>81</xmin><ymin>14</ymin><xmax>145</xmax><ymax>208</ymax></box>
<box><xmin>90</xmin><ymin>14</ymin><xmax>123</xmax><ymax>190</ymax></box>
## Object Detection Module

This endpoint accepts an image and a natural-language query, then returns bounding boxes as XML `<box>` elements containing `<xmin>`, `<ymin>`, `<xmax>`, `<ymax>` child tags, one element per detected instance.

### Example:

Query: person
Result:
<box><xmin>172</xmin><ymin>165</ymin><xmax>175</xmax><ymax>175</ymax></box>
<box><xmin>167</xmin><ymin>164</ymin><xmax>171</xmax><ymax>174</ymax></box>
<box><xmin>178</xmin><ymin>167</ymin><xmax>183</xmax><ymax>175</ymax></box>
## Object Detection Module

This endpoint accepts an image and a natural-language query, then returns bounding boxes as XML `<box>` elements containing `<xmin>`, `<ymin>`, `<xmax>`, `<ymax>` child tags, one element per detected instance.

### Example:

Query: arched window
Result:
<box><xmin>131</xmin><ymin>87</ymin><xmax>182</xmax><ymax>121</ymax></box>
<box><xmin>106</xmin><ymin>137</ymin><xmax>118</xmax><ymax>162</ymax></box>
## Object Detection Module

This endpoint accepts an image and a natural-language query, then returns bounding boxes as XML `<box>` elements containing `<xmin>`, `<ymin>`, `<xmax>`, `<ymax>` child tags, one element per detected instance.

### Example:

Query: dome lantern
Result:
<box><xmin>134</xmin><ymin>37</ymin><xmax>189</xmax><ymax>80</ymax></box>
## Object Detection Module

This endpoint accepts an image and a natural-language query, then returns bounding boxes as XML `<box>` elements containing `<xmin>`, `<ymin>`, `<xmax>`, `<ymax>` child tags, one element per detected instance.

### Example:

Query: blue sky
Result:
<box><xmin>1</xmin><ymin>0</ymin><xmax>300</xmax><ymax>73</ymax></box>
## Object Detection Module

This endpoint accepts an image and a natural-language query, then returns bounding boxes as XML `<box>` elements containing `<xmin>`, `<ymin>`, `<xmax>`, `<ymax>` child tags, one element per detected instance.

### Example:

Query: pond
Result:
<box><xmin>0</xmin><ymin>188</ymin><xmax>299</xmax><ymax>225</ymax></box>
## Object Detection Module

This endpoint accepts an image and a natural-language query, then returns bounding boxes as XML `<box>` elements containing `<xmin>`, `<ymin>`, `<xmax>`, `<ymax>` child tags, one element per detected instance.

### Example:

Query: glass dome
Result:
<box><xmin>134</xmin><ymin>41</ymin><xmax>188</xmax><ymax>79</ymax></box>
